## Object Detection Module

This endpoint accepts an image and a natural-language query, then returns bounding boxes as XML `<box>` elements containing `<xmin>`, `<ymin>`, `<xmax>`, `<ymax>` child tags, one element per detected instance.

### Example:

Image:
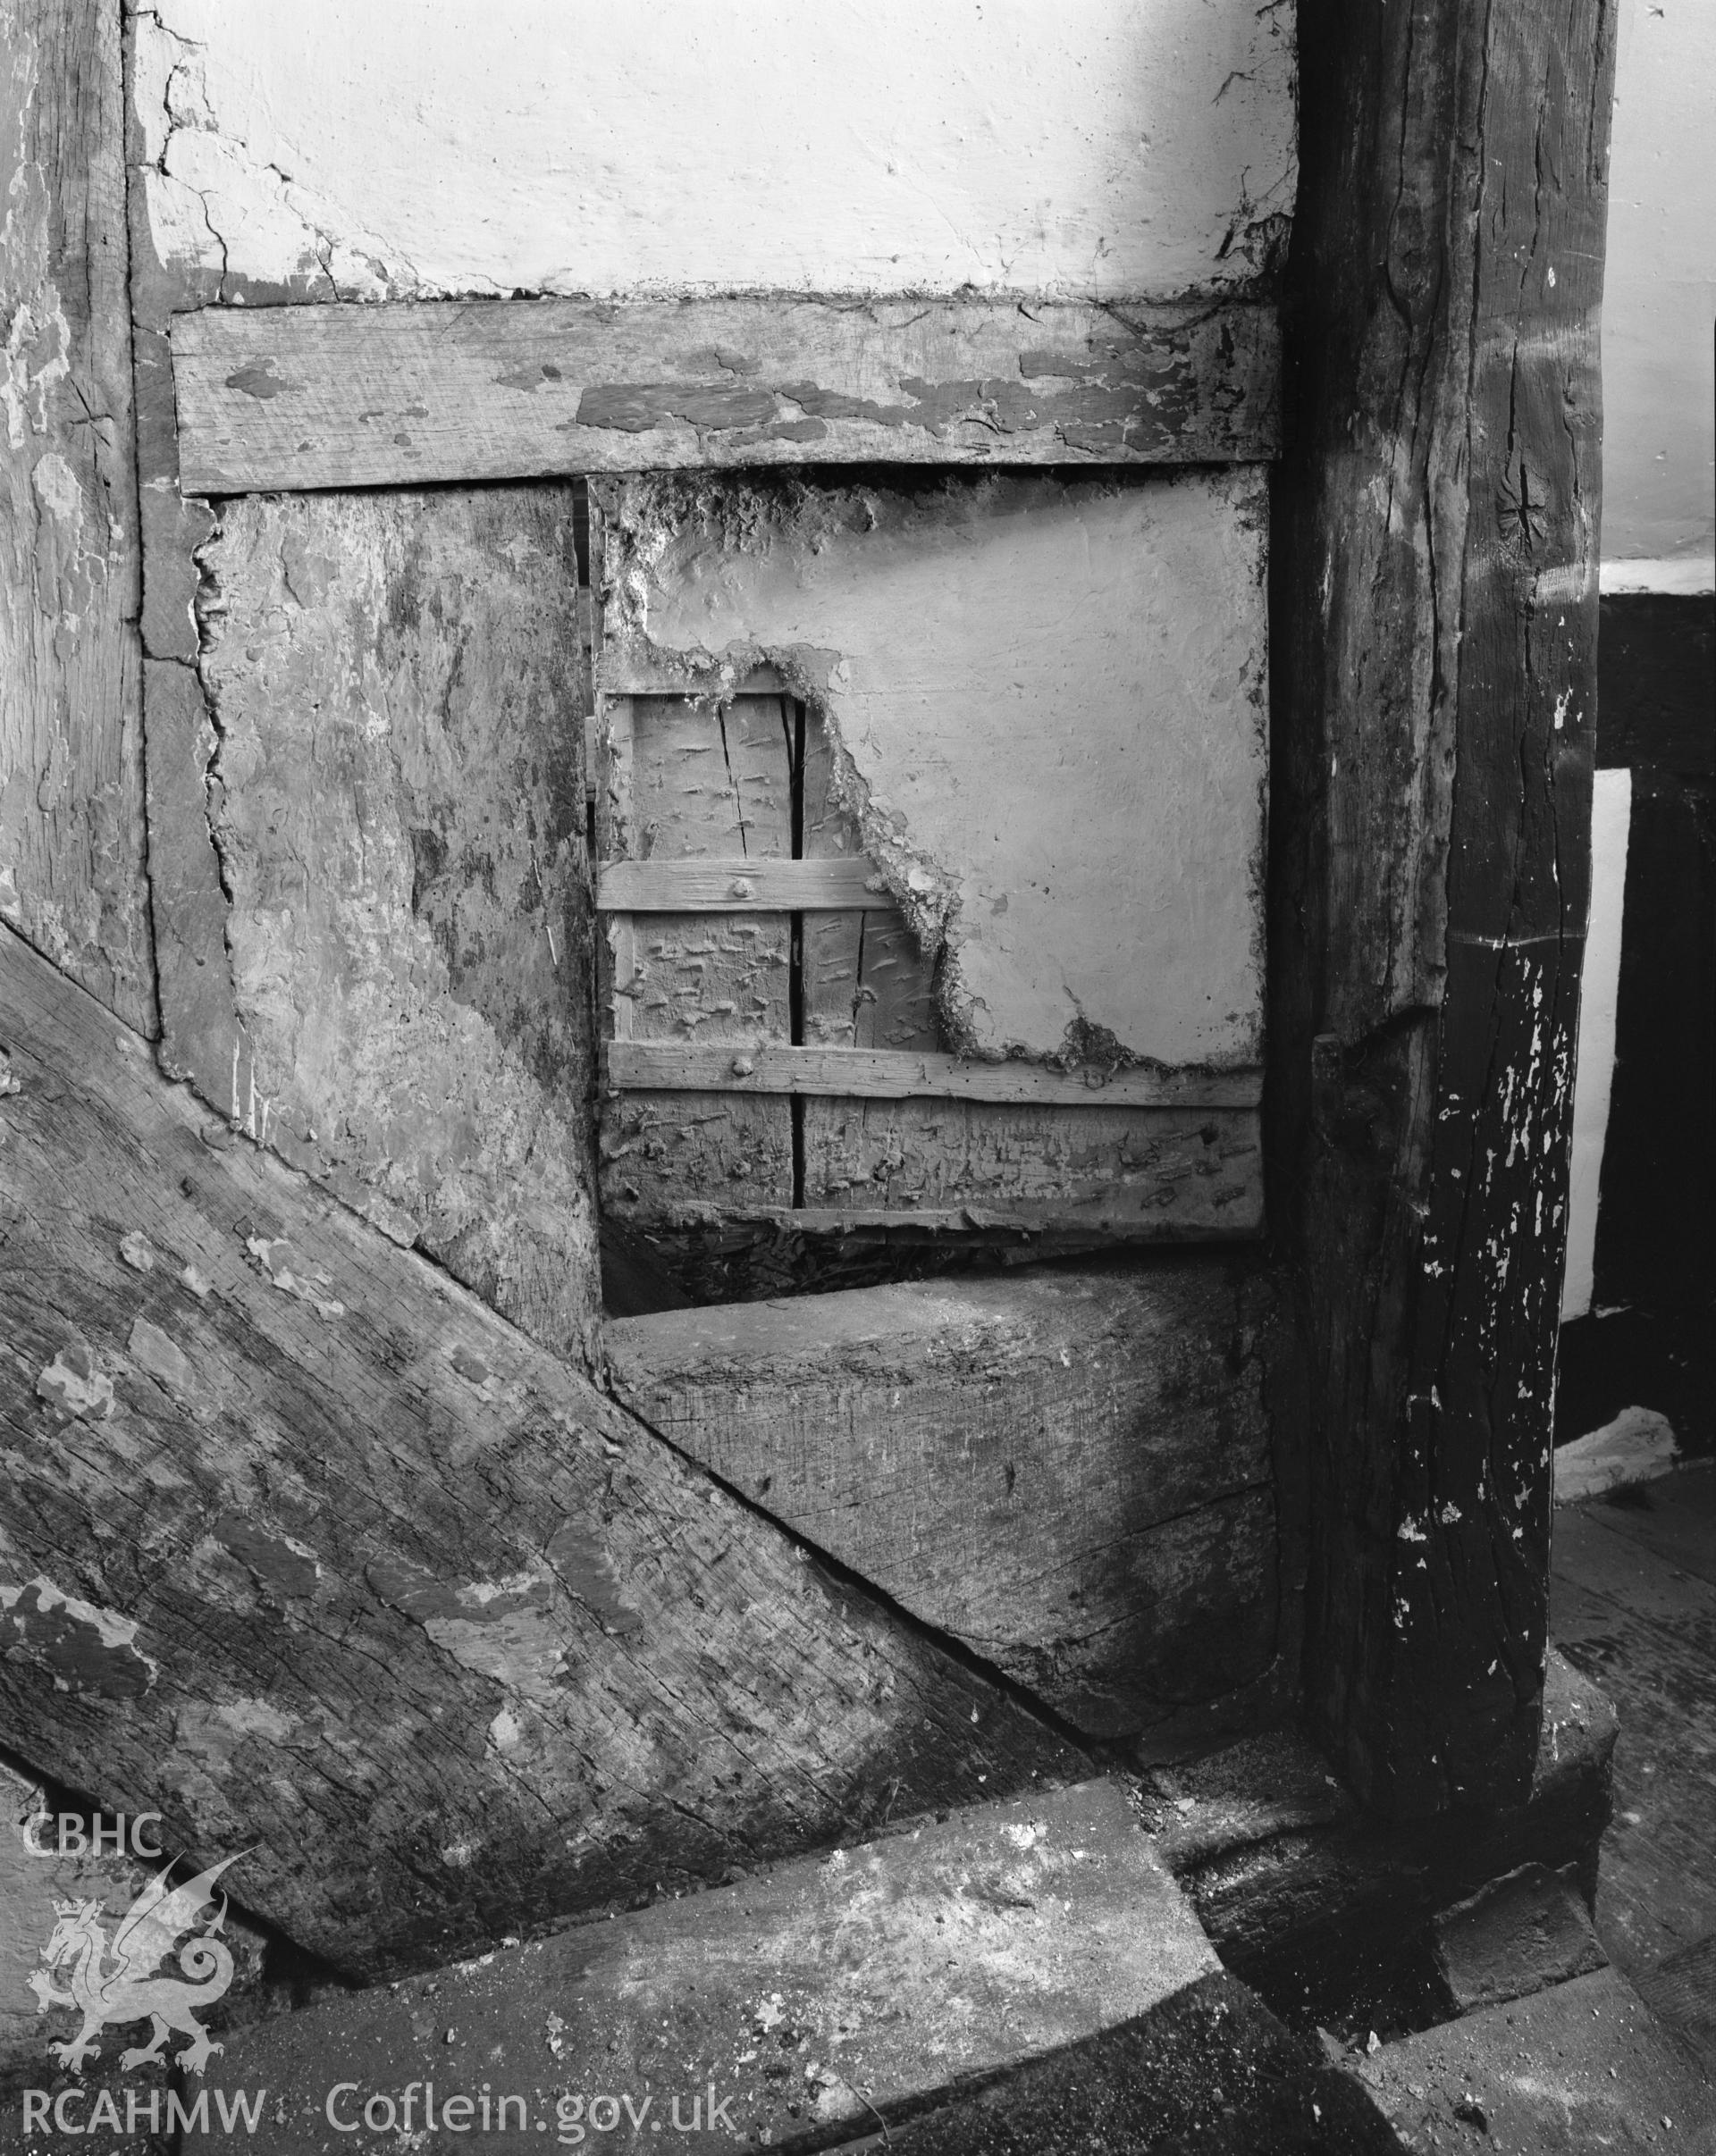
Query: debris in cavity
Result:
<box><xmin>0</xmin><ymin>1050</ymin><xmax>21</xmax><ymax>1096</ymax></box>
<box><xmin>119</xmin><ymin>1230</ymin><xmax>156</xmax><ymax>1272</ymax></box>
<box><xmin>244</xmin><ymin>1235</ymin><xmax>346</xmax><ymax>1321</ymax></box>
<box><xmin>181</xmin><ymin>1263</ymin><xmax>214</xmax><ymax>1298</ymax></box>
<box><xmin>128</xmin><ymin>1317</ymin><xmax>191</xmax><ymax>1393</ymax></box>
<box><xmin>36</xmin><ymin>1343</ymin><xmax>115</xmax><ymax>1420</ymax></box>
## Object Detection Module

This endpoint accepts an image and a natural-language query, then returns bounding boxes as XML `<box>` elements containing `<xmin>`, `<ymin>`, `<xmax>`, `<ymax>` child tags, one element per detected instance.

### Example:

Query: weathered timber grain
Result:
<box><xmin>598</xmin><ymin>857</ymin><xmax>883</xmax><ymax>912</ymax></box>
<box><xmin>181</xmin><ymin>487</ymin><xmax>602</xmax><ymax>1362</ymax></box>
<box><xmin>800</xmin><ymin>1102</ymin><xmax>1265</xmax><ymax>1237</ymax></box>
<box><xmin>605</xmin><ymin>1266</ymin><xmax>1281</xmax><ymax>1739</ymax></box>
<box><xmin>801</xmin><ymin>703</ymin><xmax>938</xmax><ymax>1057</ymax></box>
<box><xmin>168</xmin><ymin>296</ymin><xmax>1282</xmax><ymax>492</ymax></box>
<box><xmin>124</xmin><ymin>0</ymin><xmax>251</xmax><ymax>1219</ymax></box>
<box><xmin>608</xmin><ymin>1044</ymin><xmax>1262</xmax><ymax>1109</ymax></box>
<box><xmin>803</xmin><ymin>693</ymin><xmax>956</xmax><ymax>1232</ymax></box>
<box><xmin>600</xmin><ymin>694</ymin><xmax>795</xmax><ymax>1220</ymax></box>
<box><xmin>596</xmin><ymin>471</ymin><xmax>1269</xmax><ymax>1245</ymax></box>
<box><xmin>1271</xmin><ymin>0</ymin><xmax>1617</xmax><ymax>1812</ymax></box>
<box><xmin>0</xmin><ymin>924</ymin><xmax>1077</xmax><ymax>1978</ymax></box>
<box><xmin>0</xmin><ymin>0</ymin><xmax>153</xmax><ymax>1028</ymax></box>
<box><xmin>200</xmin><ymin>1781</ymin><xmax>1221</xmax><ymax>2156</ymax></box>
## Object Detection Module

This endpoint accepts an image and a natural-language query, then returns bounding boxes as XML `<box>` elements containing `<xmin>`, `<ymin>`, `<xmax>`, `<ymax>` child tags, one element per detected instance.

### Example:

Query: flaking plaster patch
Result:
<box><xmin>601</xmin><ymin>471</ymin><xmax>1268</xmax><ymax>1070</ymax></box>
<box><xmin>129</xmin><ymin>1</ymin><xmax>1294</xmax><ymax>302</ymax></box>
<box><xmin>133</xmin><ymin>9</ymin><xmax>420</xmax><ymax>304</ymax></box>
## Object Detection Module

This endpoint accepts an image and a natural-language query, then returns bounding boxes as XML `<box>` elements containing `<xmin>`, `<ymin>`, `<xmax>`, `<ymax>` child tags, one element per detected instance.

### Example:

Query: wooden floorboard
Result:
<box><xmin>1551</xmin><ymin>1469</ymin><xmax>1716</xmax><ymax>2061</ymax></box>
<box><xmin>1573</xmin><ymin>1466</ymin><xmax>1716</xmax><ymax>1590</ymax></box>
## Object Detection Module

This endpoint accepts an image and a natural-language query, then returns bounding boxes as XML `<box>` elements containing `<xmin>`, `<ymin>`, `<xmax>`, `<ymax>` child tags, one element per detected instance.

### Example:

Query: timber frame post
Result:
<box><xmin>0</xmin><ymin>0</ymin><xmax>1636</xmax><ymax>1992</ymax></box>
<box><xmin>1274</xmin><ymin>0</ymin><xmax>1618</xmax><ymax>1814</ymax></box>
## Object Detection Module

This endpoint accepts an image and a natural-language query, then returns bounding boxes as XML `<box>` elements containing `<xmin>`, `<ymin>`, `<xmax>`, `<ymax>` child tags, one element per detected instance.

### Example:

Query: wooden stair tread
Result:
<box><xmin>202</xmin><ymin>1779</ymin><xmax>1218</xmax><ymax>2152</ymax></box>
<box><xmin>1355</xmin><ymin>1967</ymin><xmax>1714</xmax><ymax>2152</ymax></box>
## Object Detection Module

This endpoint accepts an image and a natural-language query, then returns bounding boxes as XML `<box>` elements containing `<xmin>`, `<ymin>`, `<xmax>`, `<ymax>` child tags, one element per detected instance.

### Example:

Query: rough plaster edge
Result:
<box><xmin>131</xmin><ymin>4</ymin><xmax>422</xmax><ymax>307</ymax></box>
<box><xmin>132</xmin><ymin>0</ymin><xmax>1296</xmax><ymax>311</ymax></box>
<box><xmin>599</xmin><ymin>470</ymin><xmax>1270</xmax><ymax>1073</ymax></box>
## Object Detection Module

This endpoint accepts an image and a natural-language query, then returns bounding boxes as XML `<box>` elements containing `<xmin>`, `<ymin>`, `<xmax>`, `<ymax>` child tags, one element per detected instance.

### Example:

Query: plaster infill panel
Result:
<box><xmin>605</xmin><ymin>471</ymin><xmax>1268</xmax><ymax>1071</ymax></box>
<box><xmin>190</xmin><ymin>487</ymin><xmax>600</xmax><ymax>1361</ymax></box>
<box><xmin>130</xmin><ymin>0</ymin><xmax>1294</xmax><ymax>305</ymax></box>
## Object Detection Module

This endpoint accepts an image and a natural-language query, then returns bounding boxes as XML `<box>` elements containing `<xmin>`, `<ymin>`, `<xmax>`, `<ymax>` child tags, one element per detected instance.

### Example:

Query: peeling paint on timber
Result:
<box><xmin>169</xmin><ymin>297</ymin><xmax>1283</xmax><ymax>492</ymax></box>
<box><xmin>0</xmin><ymin>922</ymin><xmax>1077</xmax><ymax>1976</ymax></box>
<box><xmin>0</xmin><ymin>0</ymin><xmax>154</xmax><ymax>1029</ymax></box>
<box><xmin>1274</xmin><ymin>0</ymin><xmax>1616</xmax><ymax>1812</ymax></box>
<box><xmin>0</xmin><ymin>1578</ymin><xmax>157</xmax><ymax>1699</ymax></box>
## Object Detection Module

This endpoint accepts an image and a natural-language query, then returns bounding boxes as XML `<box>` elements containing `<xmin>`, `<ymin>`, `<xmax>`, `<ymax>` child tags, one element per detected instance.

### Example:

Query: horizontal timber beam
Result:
<box><xmin>0</xmin><ymin>923</ymin><xmax>1076</xmax><ymax>1977</ymax></box>
<box><xmin>607</xmin><ymin>1193</ymin><xmax>1265</xmax><ymax>1240</ymax></box>
<box><xmin>605</xmin><ymin>1040</ymin><xmax>1263</xmax><ymax>1107</ymax></box>
<box><xmin>169</xmin><ymin>293</ymin><xmax>1282</xmax><ymax>492</ymax></box>
<box><xmin>598</xmin><ymin>857</ymin><xmax>885</xmax><ymax>911</ymax></box>
<box><xmin>606</xmin><ymin>1266</ymin><xmax>1283</xmax><ymax>1740</ymax></box>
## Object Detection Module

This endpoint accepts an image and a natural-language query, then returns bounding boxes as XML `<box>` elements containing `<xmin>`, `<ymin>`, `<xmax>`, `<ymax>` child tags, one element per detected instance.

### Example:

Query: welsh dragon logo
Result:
<box><xmin>28</xmin><ymin>1854</ymin><xmax>241</xmax><ymax>2076</ymax></box>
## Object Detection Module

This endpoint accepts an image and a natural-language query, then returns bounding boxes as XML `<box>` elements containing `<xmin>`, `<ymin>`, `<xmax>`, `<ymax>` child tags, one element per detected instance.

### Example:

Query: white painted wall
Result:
<box><xmin>1601</xmin><ymin>0</ymin><xmax>1716</xmax><ymax>581</ymax></box>
<box><xmin>134</xmin><ymin>0</ymin><xmax>1294</xmax><ymax>303</ymax></box>
<box><xmin>1562</xmin><ymin>768</ymin><xmax>1631</xmax><ymax>1323</ymax></box>
<box><xmin>1561</xmin><ymin>11</ymin><xmax>1713</xmax><ymax>1332</ymax></box>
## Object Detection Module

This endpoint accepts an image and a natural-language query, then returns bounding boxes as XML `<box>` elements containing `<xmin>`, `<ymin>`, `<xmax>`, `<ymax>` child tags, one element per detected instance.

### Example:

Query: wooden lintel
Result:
<box><xmin>0</xmin><ymin>923</ymin><xmax>1075</xmax><ymax>1977</ymax></box>
<box><xmin>598</xmin><ymin>857</ymin><xmax>885</xmax><ymax>912</ymax></box>
<box><xmin>168</xmin><ymin>293</ymin><xmax>1282</xmax><ymax>493</ymax></box>
<box><xmin>606</xmin><ymin>1040</ymin><xmax>1263</xmax><ymax>1108</ymax></box>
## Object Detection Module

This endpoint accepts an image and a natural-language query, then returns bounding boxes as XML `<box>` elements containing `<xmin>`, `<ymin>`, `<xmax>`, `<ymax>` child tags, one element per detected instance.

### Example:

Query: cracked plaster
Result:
<box><xmin>131</xmin><ymin>0</ymin><xmax>1294</xmax><ymax>303</ymax></box>
<box><xmin>603</xmin><ymin>471</ymin><xmax>1269</xmax><ymax>1071</ymax></box>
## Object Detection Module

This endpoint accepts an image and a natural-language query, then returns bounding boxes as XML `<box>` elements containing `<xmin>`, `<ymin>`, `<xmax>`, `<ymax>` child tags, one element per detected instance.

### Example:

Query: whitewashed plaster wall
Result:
<box><xmin>132</xmin><ymin>0</ymin><xmax>1295</xmax><ymax>303</ymax></box>
<box><xmin>1561</xmin><ymin>769</ymin><xmax>1631</xmax><ymax>1324</ymax></box>
<box><xmin>1601</xmin><ymin>0</ymin><xmax>1716</xmax><ymax>583</ymax></box>
<box><xmin>1560</xmin><ymin>7</ymin><xmax>1712</xmax><ymax>1326</ymax></box>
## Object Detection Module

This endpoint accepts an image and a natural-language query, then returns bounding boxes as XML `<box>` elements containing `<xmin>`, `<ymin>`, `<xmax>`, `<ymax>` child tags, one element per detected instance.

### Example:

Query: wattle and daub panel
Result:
<box><xmin>595</xmin><ymin>470</ymin><xmax>1269</xmax><ymax>1246</ymax></box>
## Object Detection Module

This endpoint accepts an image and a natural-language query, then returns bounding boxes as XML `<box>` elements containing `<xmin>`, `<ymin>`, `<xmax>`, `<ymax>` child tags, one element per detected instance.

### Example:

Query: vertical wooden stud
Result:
<box><xmin>1274</xmin><ymin>0</ymin><xmax>1619</xmax><ymax>1813</ymax></box>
